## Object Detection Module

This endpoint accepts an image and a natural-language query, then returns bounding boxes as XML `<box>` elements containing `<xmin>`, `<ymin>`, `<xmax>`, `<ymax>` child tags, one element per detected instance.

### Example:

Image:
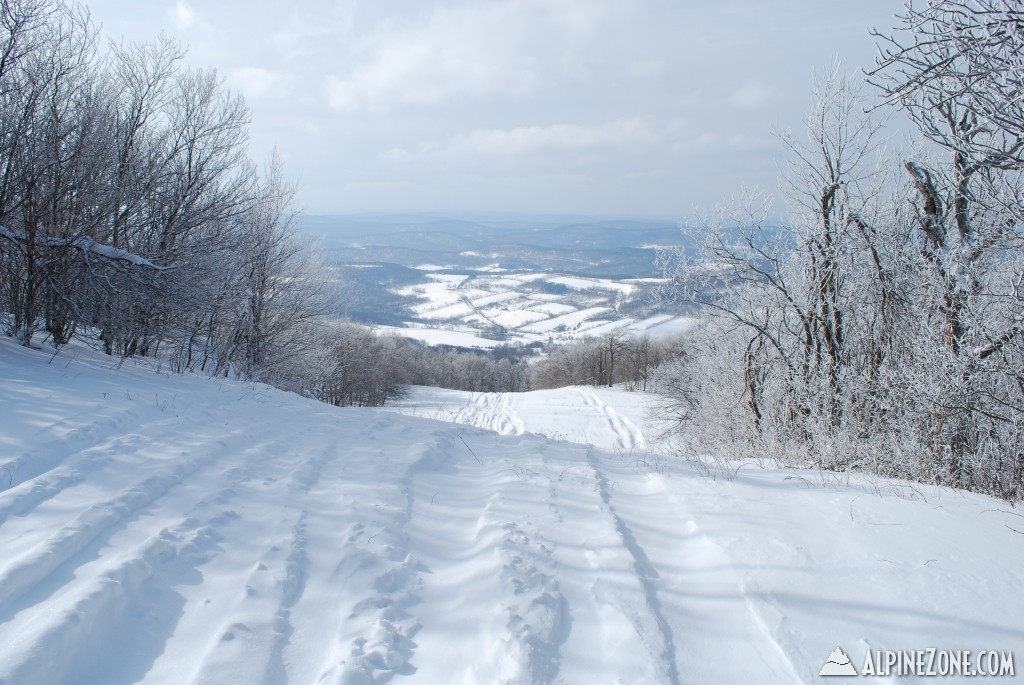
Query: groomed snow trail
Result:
<box><xmin>452</xmin><ymin>392</ymin><xmax>525</xmax><ymax>437</ymax></box>
<box><xmin>573</xmin><ymin>388</ymin><xmax>646</xmax><ymax>451</ymax></box>
<box><xmin>386</xmin><ymin>385</ymin><xmax>655</xmax><ymax>452</ymax></box>
<box><xmin>2</xmin><ymin>341</ymin><xmax>1023</xmax><ymax>684</ymax></box>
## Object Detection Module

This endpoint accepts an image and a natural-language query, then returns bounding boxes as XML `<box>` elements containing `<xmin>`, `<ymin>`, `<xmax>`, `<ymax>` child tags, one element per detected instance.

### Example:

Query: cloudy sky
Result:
<box><xmin>81</xmin><ymin>0</ymin><xmax>902</xmax><ymax>217</ymax></box>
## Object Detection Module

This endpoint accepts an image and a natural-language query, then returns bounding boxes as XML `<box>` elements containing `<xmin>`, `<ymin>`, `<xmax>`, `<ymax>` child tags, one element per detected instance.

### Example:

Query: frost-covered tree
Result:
<box><xmin>870</xmin><ymin>0</ymin><xmax>1024</xmax><ymax>162</ymax></box>
<box><xmin>0</xmin><ymin>0</ymin><xmax>337</xmax><ymax>401</ymax></box>
<box><xmin>870</xmin><ymin>0</ymin><xmax>1024</xmax><ymax>493</ymax></box>
<box><xmin>0</xmin><ymin>0</ymin><xmax>107</xmax><ymax>346</ymax></box>
<box><xmin>316</xmin><ymin>325</ymin><xmax>410</xmax><ymax>407</ymax></box>
<box><xmin>658</xmin><ymin>66</ymin><xmax>892</xmax><ymax>439</ymax></box>
<box><xmin>656</xmin><ymin>4</ymin><xmax>1024</xmax><ymax>498</ymax></box>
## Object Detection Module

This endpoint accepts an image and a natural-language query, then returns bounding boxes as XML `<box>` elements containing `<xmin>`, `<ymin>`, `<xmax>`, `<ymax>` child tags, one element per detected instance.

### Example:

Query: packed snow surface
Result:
<box><xmin>1</xmin><ymin>339</ymin><xmax>1022</xmax><ymax>685</ymax></box>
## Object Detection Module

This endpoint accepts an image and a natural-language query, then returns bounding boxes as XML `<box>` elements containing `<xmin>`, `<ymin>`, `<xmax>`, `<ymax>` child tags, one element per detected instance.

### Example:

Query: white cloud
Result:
<box><xmin>727</xmin><ymin>81</ymin><xmax>780</xmax><ymax>109</ymax></box>
<box><xmin>172</xmin><ymin>0</ymin><xmax>195</xmax><ymax>29</ymax></box>
<box><xmin>80</xmin><ymin>0</ymin><xmax>898</xmax><ymax>214</ymax></box>
<box><xmin>325</xmin><ymin>0</ymin><xmax>619</xmax><ymax>112</ymax></box>
<box><xmin>725</xmin><ymin>134</ymin><xmax>776</xmax><ymax>151</ymax></box>
<box><xmin>227</xmin><ymin>67</ymin><xmax>279</xmax><ymax>100</ymax></box>
<box><xmin>271</xmin><ymin>1</ymin><xmax>357</xmax><ymax>60</ymax></box>
<box><xmin>381</xmin><ymin>147</ymin><xmax>411</xmax><ymax>162</ymax></box>
<box><xmin>453</xmin><ymin>118</ymin><xmax>650</xmax><ymax>156</ymax></box>
<box><xmin>669</xmin><ymin>131</ymin><xmax>720</xmax><ymax>156</ymax></box>
<box><xmin>392</xmin><ymin>118</ymin><xmax>652</xmax><ymax>161</ymax></box>
<box><xmin>621</xmin><ymin>59</ymin><xmax>663</xmax><ymax>78</ymax></box>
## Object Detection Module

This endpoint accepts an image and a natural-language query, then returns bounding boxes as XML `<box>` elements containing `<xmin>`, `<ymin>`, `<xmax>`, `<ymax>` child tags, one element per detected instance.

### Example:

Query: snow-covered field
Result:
<box><xmin>391</xmin><ymin>269</ymin><xmax>693</xmax><ymax>348</ymax></box>
<box><xmin>1</xmin><ymin>338</ymin><xmax>1023</xmax><ymax>684</ymax></box>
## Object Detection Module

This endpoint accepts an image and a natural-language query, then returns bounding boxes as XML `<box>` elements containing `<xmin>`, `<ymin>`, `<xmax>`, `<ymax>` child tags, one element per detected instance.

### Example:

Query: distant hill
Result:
<box><xmin>303</xmin><ymin>213</ymin><xmax>695</xmax><ymax>343</ymax></box>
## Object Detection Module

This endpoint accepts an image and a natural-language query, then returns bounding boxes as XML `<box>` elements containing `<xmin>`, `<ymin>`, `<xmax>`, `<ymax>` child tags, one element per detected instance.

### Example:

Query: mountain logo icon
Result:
<box><xmin>819</xmin><ymin>646</ymin><xmax>859</xmax><ymax>676</ymax></box>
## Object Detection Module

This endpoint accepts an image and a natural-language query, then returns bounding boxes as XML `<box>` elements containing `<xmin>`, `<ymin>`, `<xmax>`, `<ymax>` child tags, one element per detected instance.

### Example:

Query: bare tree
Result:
<box><xmin>0</xmin><ymin>2</ymin><xmax>341</xmax><ymax>407</ymax></box>
<box><xmin>200</xmin><ymin>154</ymin><xmax>336</xmax><ymax>388</ymax></box>
<box><xmin>0</xmin><ymin>0</ymin><xmax>108</xmax><ymax>346</ymax></box>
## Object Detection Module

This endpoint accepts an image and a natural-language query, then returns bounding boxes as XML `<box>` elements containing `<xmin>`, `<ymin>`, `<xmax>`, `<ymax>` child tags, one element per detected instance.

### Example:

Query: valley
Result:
<box><xmin>305</xmin><ymin>213</ymin><xmax>696</xmax><ymax>348</ymax></box>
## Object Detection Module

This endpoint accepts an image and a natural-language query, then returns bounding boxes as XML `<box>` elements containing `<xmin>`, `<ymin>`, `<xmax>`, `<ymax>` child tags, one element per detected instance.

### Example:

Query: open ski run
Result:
<box><xmin>1</xmin><ymin>339</ymin><xmax>1022</xmax><ymax>685</ymax></box>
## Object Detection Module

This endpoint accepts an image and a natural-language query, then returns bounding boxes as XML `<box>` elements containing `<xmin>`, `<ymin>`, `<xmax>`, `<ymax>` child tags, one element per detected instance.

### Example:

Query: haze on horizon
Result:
<box><xmin>82</xmin><ymin>0</ymin><xmax>902</xmax><ymax>217</ymax></box>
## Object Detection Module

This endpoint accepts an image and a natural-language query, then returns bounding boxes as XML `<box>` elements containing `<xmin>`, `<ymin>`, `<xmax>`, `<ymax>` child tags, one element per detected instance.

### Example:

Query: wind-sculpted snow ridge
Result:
<box><xmin>1</xmin><ymin>338</ymin><xmax>1023</xmax><ymax>685</ymax></box>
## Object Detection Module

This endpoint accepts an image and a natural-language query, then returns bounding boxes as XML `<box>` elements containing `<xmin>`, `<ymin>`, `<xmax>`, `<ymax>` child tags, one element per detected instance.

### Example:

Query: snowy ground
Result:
<box><xmin>1</xmin><ymin>338</ymin><xmax>1023</xmax><ymax>684</ymax></box>
<box><xmin>383</xmin><ymin>385</ymin><xmax>662</xmax><ymax>452</ymax></box>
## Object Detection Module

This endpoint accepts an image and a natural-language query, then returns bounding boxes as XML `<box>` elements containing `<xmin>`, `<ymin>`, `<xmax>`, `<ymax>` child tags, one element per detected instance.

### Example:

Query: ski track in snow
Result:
<box><xmin>403</xmin><ymin>435</ymin><xmax>569</xmax><ymax>684</ymax></box>
<box><xmin>392</xmin><ymin>386</ymin><xmax>649</xmax><ymax>452</ymax></box>
<box><xmin>573</xmin><ymin>388</ymin><xmax>647</xmax><ymax>451</ymax></box>
<box><xmin>583</xmin><ymin>449</ymin><xmax>680</xmax><ymax>685</ymax></box>
<box><xmin>452</xmin><ymin>392</ymin><xmax>525</xmax><ymax>437</ymax></box>
<box><xmin>2</xmin><ymin>342</ymin><xmax>1023</xmax><ymax>684</ymax></box>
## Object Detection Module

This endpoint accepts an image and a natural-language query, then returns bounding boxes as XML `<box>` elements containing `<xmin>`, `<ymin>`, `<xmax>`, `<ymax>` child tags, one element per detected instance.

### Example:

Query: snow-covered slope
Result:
<box><xmin>1</xmin><ymin>339</ymin><xmax>1022</xmax><ymax>685</ymax></box>
<box><xmin>382</xmin><ymin>385</ymin><xmax>661</xmax><ymax>451</ymax></box>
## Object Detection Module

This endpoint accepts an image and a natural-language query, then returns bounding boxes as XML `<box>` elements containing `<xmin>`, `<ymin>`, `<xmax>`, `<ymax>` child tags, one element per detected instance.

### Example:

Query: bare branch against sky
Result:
<box><xmin>83</xmin><ymin>0</ymin><xmax>901</xmax><ymax>216</ymax></box>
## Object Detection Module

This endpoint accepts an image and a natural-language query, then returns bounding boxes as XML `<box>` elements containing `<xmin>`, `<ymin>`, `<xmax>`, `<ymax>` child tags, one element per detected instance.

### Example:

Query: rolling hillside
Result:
<box><xmin>306</xmin><ymin>213</ymin><xmax>695</xmax><ymax>347</ymax></box>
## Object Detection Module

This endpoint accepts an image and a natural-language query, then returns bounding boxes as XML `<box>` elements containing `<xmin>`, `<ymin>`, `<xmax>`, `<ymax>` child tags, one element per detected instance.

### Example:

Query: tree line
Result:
<box><xmin>0</xmin><ymin>0</ymin><xmax>333</xmax><ymax>393</ymax></box>
<box><xmin>657</xmin><ymin>0</ymin><xmax>1024</xmax><ymax>500</ymax></box>
<box><xmin>531</xmin><ymin>330</ymin><xmax>676</xmax><ymax>391</ymax></box>
<box><xmin>313</xmin><ymin>328</ymin><xmax>677</xmax><ymax>407</ymax></box>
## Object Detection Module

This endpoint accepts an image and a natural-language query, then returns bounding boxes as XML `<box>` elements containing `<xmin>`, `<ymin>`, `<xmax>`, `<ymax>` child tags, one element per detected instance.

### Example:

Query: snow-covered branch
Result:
<box><xmin>0</xmin><ymin>225</ymin><xmax>171</xmax><ymax>270</ymax></box>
